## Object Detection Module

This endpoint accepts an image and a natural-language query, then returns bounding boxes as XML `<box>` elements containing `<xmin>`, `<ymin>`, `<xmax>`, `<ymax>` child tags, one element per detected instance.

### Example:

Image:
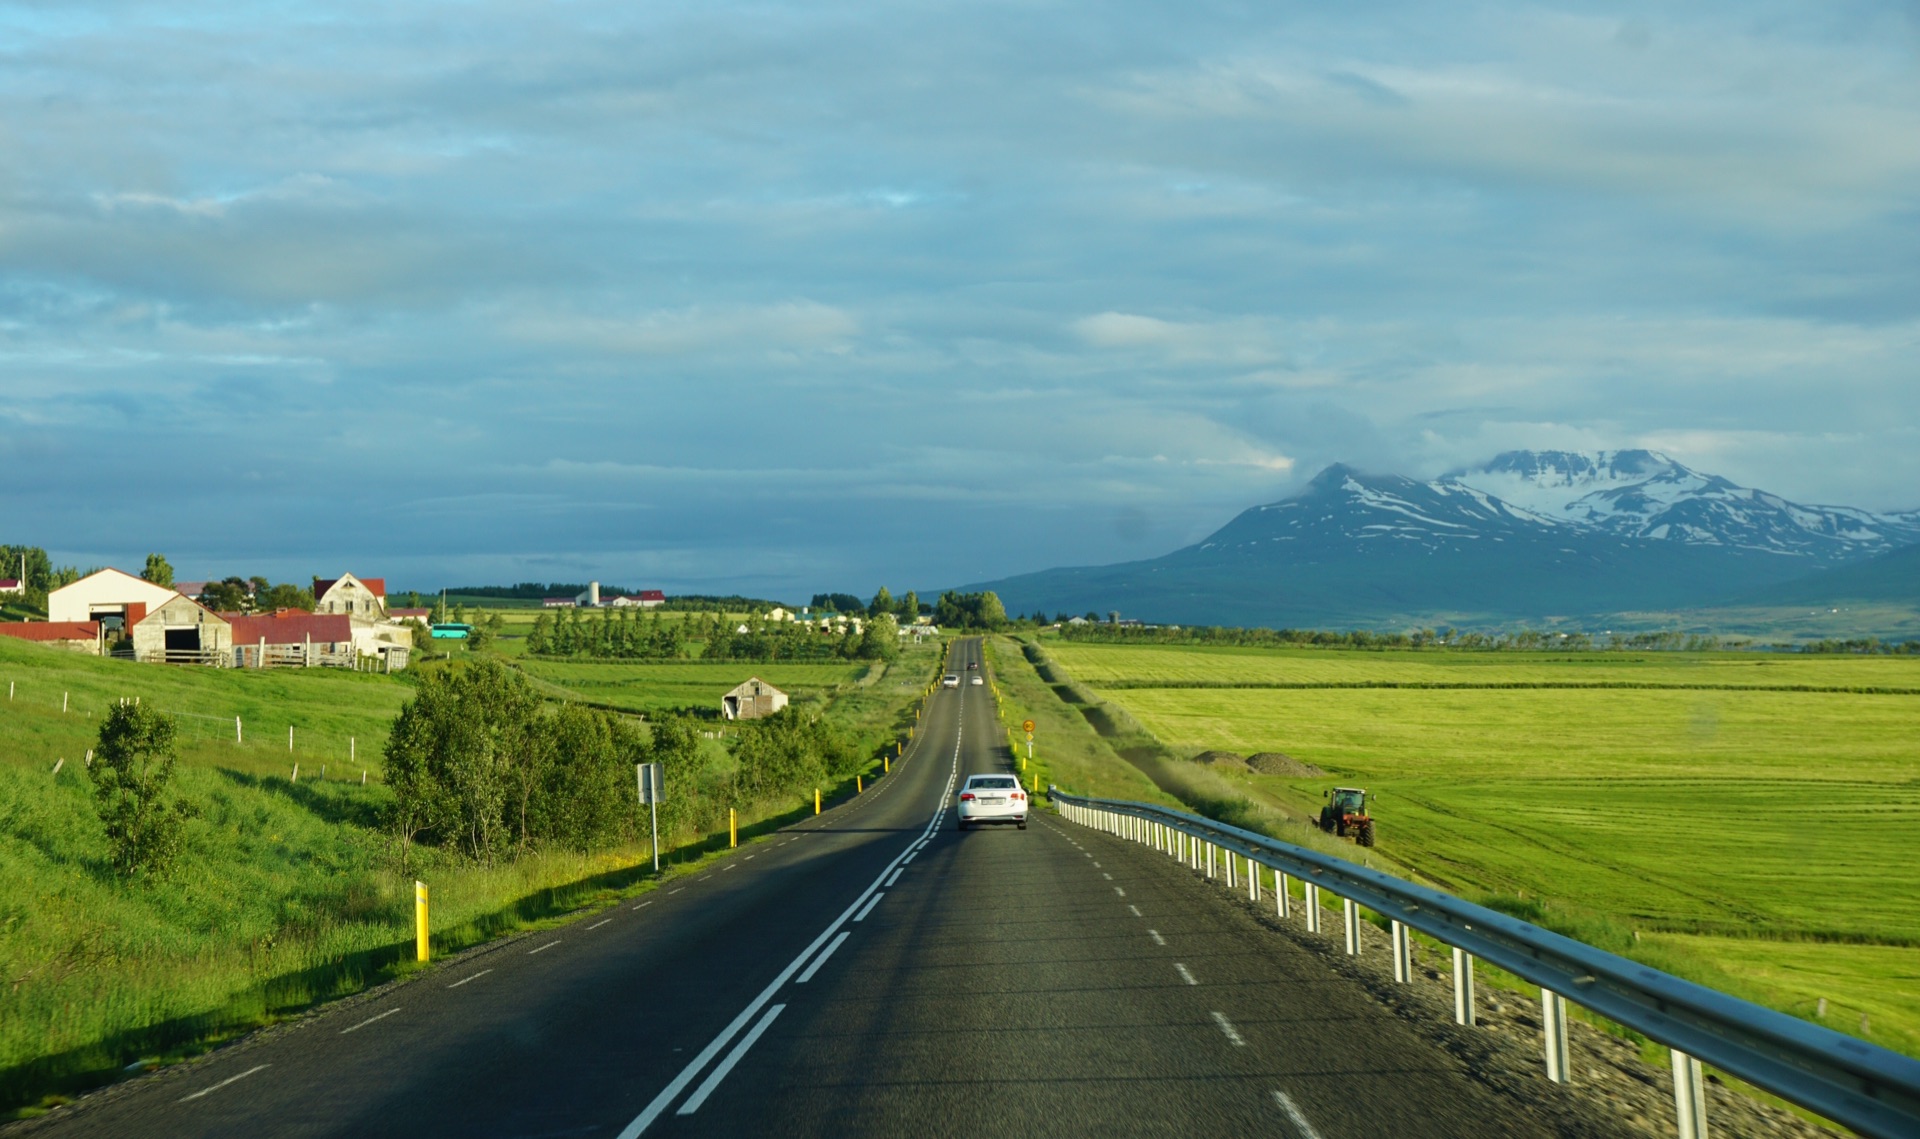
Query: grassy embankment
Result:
<box><xmin>1038</xmin><ymin>638</ymin><xmax>1920</xmax><ymax>1060</ymax></box>
<box><xmin>0</xmin><ymin>634</ymin><xmax>941</xmax><ymax>1117</ymax></box>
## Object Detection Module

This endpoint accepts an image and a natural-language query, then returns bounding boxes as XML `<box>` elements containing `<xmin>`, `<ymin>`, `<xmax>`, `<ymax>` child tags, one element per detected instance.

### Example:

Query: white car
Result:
<box><xmin>969</xmin><ymin>675</ymin><xmax>983</xmax><ymax>686</ymax></box>
<box><xmin>942</xmin><ymin>674</ymin><xmax>960</xmax><ymax>688</ymax></box>
<box><xmin>957</xmin><ymin>774</ymin><xmax>1027</xmax><ymax>830</ymax></box>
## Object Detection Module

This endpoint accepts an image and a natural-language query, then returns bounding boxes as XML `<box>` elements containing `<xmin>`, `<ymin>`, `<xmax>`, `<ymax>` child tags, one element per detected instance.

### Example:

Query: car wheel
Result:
<box><xmin>956</xmin><ymin>819</ymin><xmax>968</xmax><ymax>831</ymax></box>
<box><xmin>1017</xmin><ymin>819</ymin><xmax>1027</xmax><ymax>830</ymax></box>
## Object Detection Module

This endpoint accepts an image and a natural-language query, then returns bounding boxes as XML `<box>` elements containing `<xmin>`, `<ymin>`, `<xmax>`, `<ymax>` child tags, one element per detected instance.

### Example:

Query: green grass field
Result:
<box><xmin>513</xmin><ymin>659</ymin><xmax>872</xmax><ymax>717</ymax></box>
<box><xmin>1041</xmin><ymin>638</ymin><xmax>1920</xmax><ymax>1058</ymax></box>
<box><xmin>0</xmin><ymin>634</ymin><xmax>941</xmax><ymax>1116</ymax></box>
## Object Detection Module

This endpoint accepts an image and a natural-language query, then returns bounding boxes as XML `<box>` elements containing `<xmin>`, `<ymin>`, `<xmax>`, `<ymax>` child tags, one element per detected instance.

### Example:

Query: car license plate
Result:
<box><xmin>980</xmin><ymin>796</ymin><xmax>1005</xmax><ymax>803</ymax></box>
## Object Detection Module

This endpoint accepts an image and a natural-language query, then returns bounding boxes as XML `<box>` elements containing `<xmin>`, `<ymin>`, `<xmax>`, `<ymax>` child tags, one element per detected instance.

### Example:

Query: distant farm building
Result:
<box><xmin>131</xmin><ymin>595</ymin><xmax>233</xmax><ymax>664</ymax></box>
<box><xmin>48</xmin><ymin>569</ymin><xmax>177</xmax><ymax>632</ymax></box>
<box><xmin>388</xmin><ymin>607</ymin><xmax>432</xmax><ymax>622</ymax></box>
<box><xmin>543</xmin><ymin>597</ymin><xmax>576</xmax><ymax>608</ymax></box>
<box><xmin>230</xmin><ymin>610</ymin><xmax>358</xmax><ymax>668</ymax></box>
<box><xmin>314</xmin><ymin>574</ymin><xmax>387</xmax><ymax>618</ymax></box>
<box><xmin>722</xmin><ymin>678</ymin><xmax>788</xmax><ymax>721</ymax></box>
<box><xmin>0</xmin><ymin>621</ymin><xmax>102</xmax><ymax>653</ymax></box>
<box><xmin>0</xmin><ymin>578</ymin><xmax>25</xmax><ymax>596</ymax></box>
<box><xmin>605</xmin><ymin>590</ymin><xmax>666</xmax><ymax>608</ymax></box>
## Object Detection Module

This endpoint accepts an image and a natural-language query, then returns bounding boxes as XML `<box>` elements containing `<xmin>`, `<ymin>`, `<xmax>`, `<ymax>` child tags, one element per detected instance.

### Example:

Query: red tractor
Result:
<box><xmin>1319</xmin><ymin>786</ymin><xmax>1376</xmax><ymax>847</ymax></box>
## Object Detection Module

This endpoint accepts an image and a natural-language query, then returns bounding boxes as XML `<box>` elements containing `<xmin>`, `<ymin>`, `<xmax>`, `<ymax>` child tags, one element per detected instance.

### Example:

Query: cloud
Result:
<box><xmin>0</xmin><ymin>0</ymin><xmax>1915</xmax><ymax>593</ymax></box>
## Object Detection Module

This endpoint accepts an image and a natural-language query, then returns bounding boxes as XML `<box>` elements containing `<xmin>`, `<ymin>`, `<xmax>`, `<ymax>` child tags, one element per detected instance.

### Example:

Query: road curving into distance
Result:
<box><xmin>22</xmin><ymin>638</ymin><xmax>1568</xmax><ymax>1138</ymax></box>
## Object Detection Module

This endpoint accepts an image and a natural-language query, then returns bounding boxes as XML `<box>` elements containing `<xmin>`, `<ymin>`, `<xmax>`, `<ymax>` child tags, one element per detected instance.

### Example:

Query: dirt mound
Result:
<box><xmin>1248</xmin><ymin>752</ymin><xmax>1325</xmax><ymax>777</ymax></box>
<box><xmin>1191</xmin><ymin>750</ymin><xmax>1248</xmax><ymax>770</ymax></box>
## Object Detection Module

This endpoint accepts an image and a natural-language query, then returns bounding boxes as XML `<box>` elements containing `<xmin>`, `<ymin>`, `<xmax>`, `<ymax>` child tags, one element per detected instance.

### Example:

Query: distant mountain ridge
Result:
<box><xmin>965</xmin><ymin>451</ymin><xmax>1920</xmax><ymax>629</ymax></box>
<box><xmin>1444</xmin><ymin>450</ymin><xmax>1920</xmax><ymax>561</ymax></box>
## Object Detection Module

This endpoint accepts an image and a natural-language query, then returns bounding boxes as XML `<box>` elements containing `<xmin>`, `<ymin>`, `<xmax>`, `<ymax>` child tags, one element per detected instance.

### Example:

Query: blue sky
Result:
<box><xmin>4</xmin><ymin>0</ymin><xmax>1917</xmax><ymax>599</ymax></box>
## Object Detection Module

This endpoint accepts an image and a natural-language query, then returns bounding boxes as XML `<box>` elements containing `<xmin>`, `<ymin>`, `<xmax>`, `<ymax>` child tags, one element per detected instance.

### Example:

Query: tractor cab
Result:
<box><xmin>1318</xmin><ymin>786</ymin><xmax>1376</xmax><ymax>847</ymax></box>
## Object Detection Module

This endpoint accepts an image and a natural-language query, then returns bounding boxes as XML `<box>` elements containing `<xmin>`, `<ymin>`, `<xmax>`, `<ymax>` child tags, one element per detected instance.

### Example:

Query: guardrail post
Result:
<box><xmin>1247</xmin><ymin>856</ymin><xmax>1259</xmax><ymax>902</ymax></box>
<box><xmin>1304</xmin><ymin>883</ymin><xmax>1321</xmax><ymax>933</ymax></box>
<box><xmin>1343</xmin><ymin>898</ymin><xmax>1362</xmax><ymax>956</ymax></box>
<box><xmin>1543</xmin><ymin>989</ymin><xmax>1571</xmax><ymax>1083</ymax></box>
<box><xmin>1671</xmin><ymin>1049</ymin><xmax>1709</xmax><ymax>1139</ymax></box>
<box><xmin>1392</xmin><ymin>921</ymin><xmax>1411</xmax><ymax>982</ymax></box>
<box><xmin>1277</xmin><ymin>873</ymin><xmax>1291</xmax><ymax>919</ymax></box>
<box><xmin>1453</xmin><ymin>948</ymin><xmax>1475</xmax><ymax>1026</ymax></box>
<box><xmin>1224</xmin><ymin>849</ymin><xmax>1236</xmax><ymax>890</ymax></box>
<box><xmin>1206</xmin><ymin>843</ymin><xmax>1216</xmax><ymax>880</ymax></box>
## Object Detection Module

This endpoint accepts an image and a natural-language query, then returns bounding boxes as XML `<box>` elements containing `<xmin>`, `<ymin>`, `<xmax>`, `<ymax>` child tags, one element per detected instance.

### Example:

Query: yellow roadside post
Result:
<box><xmin>729</xmin><ymin>808</ymin><xmax>737</xmax><ymax>848</ymax></box>
<box><xmin>857</xmin><ymin>774</ymin><xmax>864</xmax><ymax>793</ymax></box>
<box><xmin>884</xmin><ymin>755</ymin><xmax>890</xmax><ymax>774</ymax></box>
<box><xmin>414</xmin><ymin>880</ymin><xmax>430</xmax><ymax>963</ymax></box>
<box><xmin>815</xmin><ymin>788</ymin><xmax>821</xmax><ymax>814</ymax></box>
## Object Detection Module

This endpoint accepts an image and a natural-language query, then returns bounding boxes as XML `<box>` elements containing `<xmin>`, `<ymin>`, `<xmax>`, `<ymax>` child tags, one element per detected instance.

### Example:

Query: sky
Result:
<box><xmin>3</xmin><ymin>0</ymin><xmax>1917</xmax><ymax>600</ymax></box>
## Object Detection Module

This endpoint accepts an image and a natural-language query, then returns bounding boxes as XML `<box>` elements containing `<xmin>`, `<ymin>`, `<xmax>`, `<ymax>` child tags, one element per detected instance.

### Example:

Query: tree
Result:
<box><xmin>0</xmin><ymin>545</ymin><xmax>53</xmax><ymax>593</ymax></box>
<box><xmin>856</xmin><ymin>613</ymin><xmax>899</xmax><ymax>660</ymax></box>
<box><xmin>141</xmin><ymin>554</ymin><xmax>174</xmax><ymax>588</ymax></box>
<box><xmin>258</xmin><ymin>582</ymin><xmax>314</xmax><ymax>611</ymax></box>
<box><xmin>201</xmin><ymin>577</ymin><xmax>253</xmax><ymax>613</ymax></box>
<box><xmin>869</xmin><ymin>586</ymin><xmax>895</xmax><ymax>618</ymax></box>
<box><xmin>383</xmin><ymin>660</ymin><xmax>542</xmax><ymax>866</ymax></box>
<box><xmin>89</xmin><ymin>701</ymin><xmax>192</xmax><ymax>877</ymax></box>
<box><xmin>527</xmin><ymin>612</ymin><xmax>553</xmax><ymax>655</ymax></box>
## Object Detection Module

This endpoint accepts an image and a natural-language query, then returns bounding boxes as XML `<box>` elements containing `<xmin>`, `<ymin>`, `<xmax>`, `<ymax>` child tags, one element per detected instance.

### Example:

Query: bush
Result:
<box><xmin>89</xmin><ymin>702</ymin><xmax>192</xmax><ymax>878</ymax></box>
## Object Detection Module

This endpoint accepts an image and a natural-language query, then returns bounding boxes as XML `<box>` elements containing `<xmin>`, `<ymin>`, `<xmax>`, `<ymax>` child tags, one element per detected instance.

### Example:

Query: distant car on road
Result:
<box><xmin>969</xmin><ymin>675</ymin><xmax>983</xmax><ymax>685</ymax></box>
<box><xmin>957</xmin><ymin>774</ymin><xmax>1027</xmax><ymax>830</ymax></box>
<box><xmin>966</xmin><ymin>661</ymin><xmax>978</xmax><ymax>670</ymax></box>
<box><xmin>942</xmin><ymin>674</ymin><xmax>960</xmax><ymax>688</ymax></box>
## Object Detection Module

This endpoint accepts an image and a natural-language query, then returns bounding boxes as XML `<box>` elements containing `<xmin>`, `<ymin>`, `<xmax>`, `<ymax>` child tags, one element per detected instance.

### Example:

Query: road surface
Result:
<box><xmin>26</xmin><ymin>638</ymin><xmax>1564</xmax><ymax>1138</ymax></box>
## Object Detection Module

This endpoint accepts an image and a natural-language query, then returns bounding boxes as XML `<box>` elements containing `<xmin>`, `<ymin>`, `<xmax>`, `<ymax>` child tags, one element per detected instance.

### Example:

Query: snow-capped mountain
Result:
<box><xmin>1444</xmin><ymin>450</ymin><xmax>1920</xmax><ymax>562</ymax></box>
<box><xmin>964</xmin><ymin>452</ymin><xmax>1920</xmax><ymax>629</ymax></box>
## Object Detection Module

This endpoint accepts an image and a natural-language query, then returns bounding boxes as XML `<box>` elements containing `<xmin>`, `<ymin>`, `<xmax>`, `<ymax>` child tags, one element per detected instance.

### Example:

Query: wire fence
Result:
<box><xmin>4</xmin><ymin>680</ymin><xmax>386</xmax><ymax>781</ymax></box>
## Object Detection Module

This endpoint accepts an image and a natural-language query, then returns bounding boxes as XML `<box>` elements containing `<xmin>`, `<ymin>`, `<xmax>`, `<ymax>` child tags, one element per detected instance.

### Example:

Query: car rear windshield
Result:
<box><xmin>969</xmin><ymin>777</ymin><xmax>1018</xmax><ymax>789</ymax></box>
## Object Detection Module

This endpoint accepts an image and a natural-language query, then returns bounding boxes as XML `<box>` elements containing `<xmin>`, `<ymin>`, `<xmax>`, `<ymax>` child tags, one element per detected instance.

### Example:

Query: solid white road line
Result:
<box><xmin>178</xmin><ymin>1064</ymin><xmax>269</xmax><ymax>1103</ymax></box>
<box><xmin>1211</xmin><ymin>1011</ymin><xmax>1246</xmax><ymax>1046</ymax></box>
<box><xmin>1273</xmin><ymin>1091</ymin><xmax>1327</xmax><ymax>1139</ymax></box>
<box><xmin>447</xmin><ymin>969</ymin><xmax>493</xmax><ymax>989</ymax></box>
<box><xmin>340</xmin><ymin>1008</ymin><xmax>399</xmax><ymax>1034</ymax></box>
<box><xmin>615</xmin><ymin>749</ymin><xmax>960</xmax><ymax>1138</ymax></box>
<box><xmin>1174</xmin><ymin>964</ymin><xmax>1197</xmax><ymax>986</ymax></box>
<box><xmin>853</xmin><ymin>893</ymin><xmax>885</xmax><ymax>922</ymax></box>
<box><xmin>588</xmin><ymin>919</ymin><xmax>613</xmax><ymax>930</ymax></box>
<box><xmin>529</xmin><ymin>940</ymin><xmax>560</xmax><ymax>955</ymax></box>
<box><xmin>1148</xmin><ymin>929</ymin><xmax>1166</xmax><ymax>946</ymax></box>
<box><xmin>677</xmin><ymin>1004</ymin><xmax>787</xmax><ymax>1115</ymax></box>
<box><xmin>795</xmin><ymin>932</ymin><xmax>851</xmax><ymax>983</ymax></box>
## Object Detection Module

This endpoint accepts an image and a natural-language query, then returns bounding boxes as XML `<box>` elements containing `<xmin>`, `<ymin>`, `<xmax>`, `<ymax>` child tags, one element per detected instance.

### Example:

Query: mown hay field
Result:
<box><xmin>1043</xmin><ymin>639</ymin><xmax>1920</xmax><ymax>1056</ymax></box>
<box><xmin>513</xmin><ymin>659</ymin><xmax>874</xmax><ymax>717</ymax></box>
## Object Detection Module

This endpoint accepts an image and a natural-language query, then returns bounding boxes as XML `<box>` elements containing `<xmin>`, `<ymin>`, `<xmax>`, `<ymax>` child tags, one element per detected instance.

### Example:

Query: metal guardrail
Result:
<box><xmin>1050</xmin><ymin>789</ymin><xmax>1920</xmax><ymax>1139</ymax></box>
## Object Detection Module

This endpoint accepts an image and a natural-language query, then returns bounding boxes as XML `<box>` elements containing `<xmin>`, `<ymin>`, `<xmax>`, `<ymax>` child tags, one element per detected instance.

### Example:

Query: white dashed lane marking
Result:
<box><xmin>1174</xmin><ymin>964</ymin><xmax>1197</xmax><ymax>986</ymax></box>
<box><xmin>178</xmin><ymin>1064</ymin><xmax>269</xmax><ymax>1103</ymax></box>
<box><xmin>447</xmin><ymin>969</ymin><xmax>492</xmax><ymax>989</ymax></box>
<box><xmin>1148</xmin><ymin>929</ymin><xmax>1166</xmax><ymax>946</ymax></box>
<box><xmin>529</xmin><ymin>940</ymin><xmax>560</xmax><ymax>955</ymax></box>
<box><xmin>340</xmin><ymin>1008</ymin><xmax>399</xmax><ymax>1034</ymax></box>
<box><xmin>1212</xmin><ymin>1011</ymin><xmax>1246</xmax><ymax>1047</ymax></box>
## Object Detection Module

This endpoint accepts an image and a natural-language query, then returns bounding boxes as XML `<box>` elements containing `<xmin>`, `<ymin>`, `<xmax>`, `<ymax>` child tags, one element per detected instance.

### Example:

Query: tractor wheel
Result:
<box><xmin>1356</xmin><ymin>820</ymin><xmax>1376</xmax><ymax>847</ymax></box>
<box><xmin>1335</xmin><ymin>818</ymin><xmax>1349</xmax><ymax>838</ymax></box>
<box><xmin>1318</xmin><ymin>811</ymin><xmax>1335</xmax><ymax>834</ymax></box>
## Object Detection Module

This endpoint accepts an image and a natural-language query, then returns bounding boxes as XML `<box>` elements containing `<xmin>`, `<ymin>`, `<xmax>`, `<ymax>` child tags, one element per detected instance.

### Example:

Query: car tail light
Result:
<box><xmin>1012</xmin><ymin>792</ymin><xmax>1025</xmax><ymax>801</ymax></box>
<box><xmin>959</xmin><ymin>792</ymin><xmax>975</xmax><ymax>801</ymax></box>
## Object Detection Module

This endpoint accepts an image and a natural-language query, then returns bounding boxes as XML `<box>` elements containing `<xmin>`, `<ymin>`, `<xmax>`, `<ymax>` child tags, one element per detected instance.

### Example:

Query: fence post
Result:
<box><xmin>1543</xmin><ymin>989</ymin><xmax>1571</xmax><ymax>1083</ymax></box>
<box><xmin>1671</xmin><ymin>1050</ymin><xmax>1709</xmax><ymax>1139</ymax></box>
<box><xmin>1392</xmin><ymin>921</ymin><xmax>1412</xmax><ymax>982</ymax></box>
<box><xmin>415</xmin><ymin>880</ymin><xmax>430</xmax><ymax>962</ymax></box>
<box><xmin>235</xmin><ymin>715</ymin><xmax>242</xmax><ymax>743</ymax></box>
<box><xmin>1453</xmin><ymin>948</ymin><xmax>1476</xmax><ymax>1025</ymax></box>
<box><xmin>1305</xmin><ymin>883</ymin><xmax>1321</xmax><ymax>933</ymax></box>
<box><xmin>1343</xmin><ymin>898</ymin><xmax>1362</xmax><ymax>956</ymax></box>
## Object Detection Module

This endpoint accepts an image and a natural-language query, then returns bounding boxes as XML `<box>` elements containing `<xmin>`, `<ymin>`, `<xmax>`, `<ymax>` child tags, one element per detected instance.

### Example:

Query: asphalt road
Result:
<box><xmin>26</xmin><ymin>638</ymin><xmax>1567</xmax><ymax>1138</ymax></box>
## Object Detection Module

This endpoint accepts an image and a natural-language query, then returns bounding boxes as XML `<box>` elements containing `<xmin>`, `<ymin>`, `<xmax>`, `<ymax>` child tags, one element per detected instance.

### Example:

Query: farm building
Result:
<box><xmin>0</xmin><ymin>621</ymin><xmax>102</xmax><ymax>653</ymax></box>
<box><xmin>721</xmin><ymin>677</ymin><xmax>788</xmax><ymax>721</ymax></box>
<box><xmin>229</xmin><ymin>610</ymin><xmax>358</xmax><ymax>668</ymax></box>
<box><xmin>48</xmin><ymin>568</ymin><xmax>177</xmax><ymax>629</ymax></box>
<box><xmin>314</xmin><ymin>573</ymin><xmax>387</xmax><ymax>618</ymax></box>
<box><xmin>388</xmin><ymin>607</ymin><xmax>431</xmax><ymax>622</ymax></box>
<box><xmin>0</xmin><ymin>578</ymin><xmax>23</xmax><ymax>596</ymax></box>
<box><xmin>605</xmin><ymin>590</ymin><xmax>666</xmax><ymax>608</ymax></box>
<box><xmin>543</xmin><ymin>597</ymin><xmax>576</xmax><ymax>608</ymax></box>
<box><xmin>130</xmin><ymin>594</ymin><xmax>233</xmax><ymax>664</ymax></box>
